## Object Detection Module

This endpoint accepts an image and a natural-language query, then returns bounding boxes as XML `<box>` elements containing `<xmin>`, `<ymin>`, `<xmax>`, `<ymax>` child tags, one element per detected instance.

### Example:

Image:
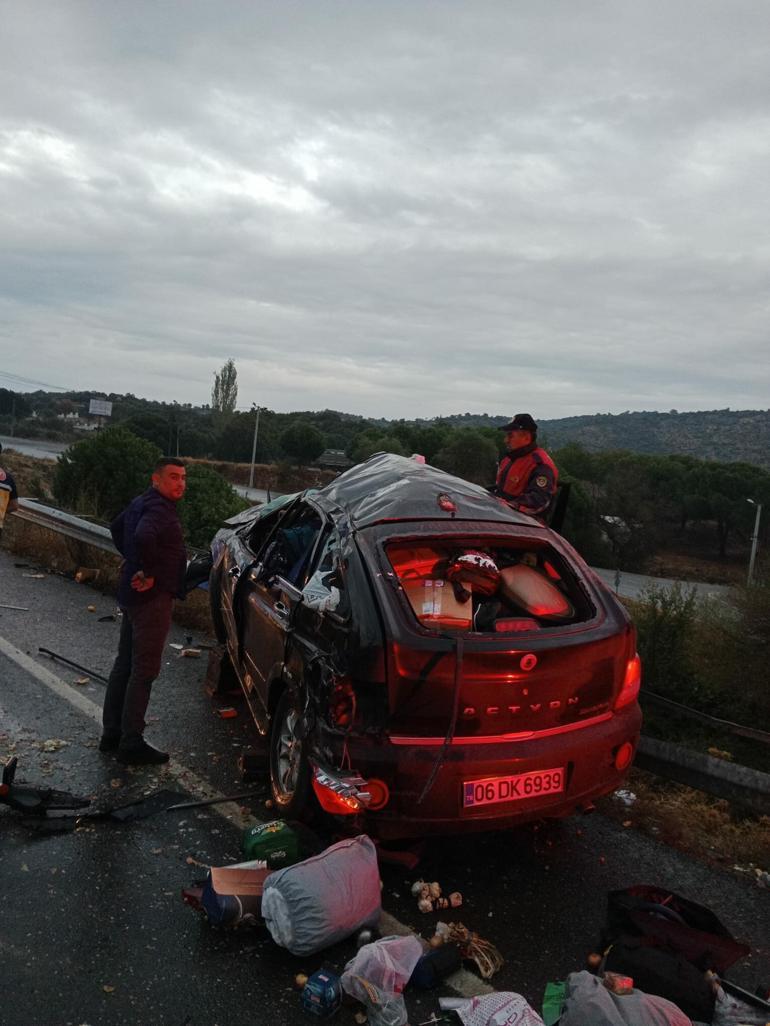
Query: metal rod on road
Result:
<box><xmin>165</xmin><ymin>791</ymin><xmax>261</xmax><ymax>811</ymax></box>
<box><xmin>38</xmin><ymin>647</ymin><xmax>108</xmax><ymax>684</ymax></box>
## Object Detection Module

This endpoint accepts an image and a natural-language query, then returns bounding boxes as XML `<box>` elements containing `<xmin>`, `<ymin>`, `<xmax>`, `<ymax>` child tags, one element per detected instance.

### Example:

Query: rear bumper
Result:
<box><xmin>336</xmin><ymin>704</ymin><xmax>642</xmax><ymax>839</ymax></box>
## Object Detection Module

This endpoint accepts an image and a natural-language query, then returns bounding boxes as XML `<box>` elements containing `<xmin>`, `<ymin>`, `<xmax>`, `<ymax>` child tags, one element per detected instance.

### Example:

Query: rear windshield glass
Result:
<box><xmin>385</xmin><ymin>539</ymin><xmax>594</xmax><ymax>633</ymax></box>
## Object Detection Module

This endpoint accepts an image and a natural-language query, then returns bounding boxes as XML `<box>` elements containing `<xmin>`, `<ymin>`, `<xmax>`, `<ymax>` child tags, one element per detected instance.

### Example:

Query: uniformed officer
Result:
<box><xmin>0</xmin><ymin>443</ymin><xmax>19</xmax><ymax>543</ymax></box>
<box><xmin>493</xmin><ymin>413</ymin><xmax>558</xmax><ymax>519</ymax></box>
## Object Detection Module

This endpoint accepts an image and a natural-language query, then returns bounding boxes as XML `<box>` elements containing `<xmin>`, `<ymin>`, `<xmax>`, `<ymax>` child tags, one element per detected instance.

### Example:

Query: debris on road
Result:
<box><xmin>38</xmin><ymin>647</ymin><xmax>108</xmax><ymax>684</ymax></box>
<box><xmin>0</xmin><ymin>603</ymin><xmax>29</xmax><ymax>611</ymax></box>
<box><xmin>613</xmin><ymin>789</ymin><xmax>637</xmax><ymax>806</ymax></box>
<box><xmin>241</xmin><ymin>818</ymin><xmax>326</xmax><ymax>866</ymax></box>
<box><xmin>262</xmin><ymin>834</ymin><xmax>381</xmax><ymax>956</ymax></box>
<box><xmin>200</xmin><ymin>859</ymin><xmax>272</xmax><ymax>926</ymax></box>
<box><xmin>412</xmin><ymin>879</ymin><xmax>463</xmax><ymax>913</ymax></box>
<box><xmin>596</xmin><ymin>884</ymin><xmax>752</xmax><ymax>1023</ymax></box>
<box><xmin>40</xmin><ymin>738</ymin><xmax>69</xmax><ymax>752</ymax></box>
<box><xmin>75</xmin><ymin>567</ymin><xmax>100</xmax><ymax>583</ymax></box>
<box><xmin>301</xmin><ymin>968</ymin><xmax>342</xmax><ymax>1017</ymax></box>
<box><xmin>341</xmin><ymin>934</ymin><xmax>423</xmax><ymax>1026</ymax></box>
<box><xmin>430</xmin><ymin>922</ymin><xmax>503</xmax><ymax>981</ymax></box>
<box><xmin>1</xmin><ymin>756</ymin><xmax>91</xmax><ymax>815</ymax></box>
<box><xmin>447</xmin><ymin>991</ymin><xmax>543</xmax><ymax>1026</ymax></box>
<box><xmin>410</xmin><ymin>943</ymin><xmax>462</xmax><ymax>989</ymax></box>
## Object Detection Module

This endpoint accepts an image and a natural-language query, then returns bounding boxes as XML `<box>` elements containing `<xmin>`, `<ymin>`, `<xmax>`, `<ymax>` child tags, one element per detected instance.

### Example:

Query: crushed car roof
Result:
<box><xmin>315</xmin><ymin>453</ymin><xmax>538</xmax><ymax>529</ymax></box>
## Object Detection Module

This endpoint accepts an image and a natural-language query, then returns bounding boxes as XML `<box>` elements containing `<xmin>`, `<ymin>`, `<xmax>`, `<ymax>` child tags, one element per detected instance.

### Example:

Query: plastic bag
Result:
<box><xmin>262</xmin><ymin>834</ymin><xmax>381</xmax><ymax>956</ymax></box>
<box><xmin>453</xmin><ymin>991</ymin><xmax>545</xmax><ymax>1026</ymax></box>
<box><xmin>341</xmin><ymin>934</ymin><xmax>423</xmax><ymax>1026</ymax></box>
<box><xmin>559</xmin><ymin>971</ymin><xmax>690</xmax><ymax>1026</ymax></box>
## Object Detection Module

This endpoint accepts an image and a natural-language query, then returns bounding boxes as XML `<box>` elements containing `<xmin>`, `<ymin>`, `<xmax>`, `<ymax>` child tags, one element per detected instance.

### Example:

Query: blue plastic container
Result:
<box><xmin>302</xmin><ymin>969</ymin><xmax>341</xmax><ymax>1017</ymax></box>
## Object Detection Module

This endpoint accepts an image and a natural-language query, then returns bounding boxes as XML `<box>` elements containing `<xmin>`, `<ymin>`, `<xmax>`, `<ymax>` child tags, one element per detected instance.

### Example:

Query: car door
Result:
<box><xmin>238</xmin><ymin>501</ymin><xmax>325</xmax><ymax>730</ymax></box>
<box><xmin>219</xmin><ymin>499</ymin><xmax>294</xmax><ymax>662</ymax></box>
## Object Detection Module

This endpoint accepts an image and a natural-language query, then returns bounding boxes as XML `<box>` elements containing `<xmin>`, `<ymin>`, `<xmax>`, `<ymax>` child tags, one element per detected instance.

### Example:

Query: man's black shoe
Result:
<box><xmin>98</xmin><ymin>734</ymin><xmax>121</xmax><ymax>753</ymax></box>
<box><xmin>116</xmin><ymin>742</ymin><xmax>170</xmax><ymax>766</ymax></box>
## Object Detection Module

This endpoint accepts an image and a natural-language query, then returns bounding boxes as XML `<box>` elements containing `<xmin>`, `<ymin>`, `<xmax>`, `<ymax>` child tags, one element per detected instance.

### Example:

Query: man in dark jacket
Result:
<box><xmin>493</xmin><ymin>413</ymin><xmax>558</xmax><ymax>520</ymax></box>
<box><xmin>101</xmin><ymin>458</ymin><xmax>187</xmax><ymax>765</ymax></box>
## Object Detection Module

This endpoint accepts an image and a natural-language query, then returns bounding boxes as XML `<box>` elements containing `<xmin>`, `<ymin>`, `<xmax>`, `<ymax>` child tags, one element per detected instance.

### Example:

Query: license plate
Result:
<box><xmin>463</xmin><ymin>767</ymin><xmax>565</xmax><ymax>808</ymax></box>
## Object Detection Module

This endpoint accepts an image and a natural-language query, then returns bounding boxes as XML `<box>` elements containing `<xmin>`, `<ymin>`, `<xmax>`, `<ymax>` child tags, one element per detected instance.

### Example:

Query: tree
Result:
<box><xmin>349</xmin><ymin>431</ymin><xmax>406</xmax><ymax>464</ymax></box>
<box><xmin>433</xmin><ymin>428</ymin><xmax>498</xmax><ymax>485</ymax></box>
<box><xmin>177</xmin><ymin>464</ymin><xmax>249</xmax><ymax>548</ymax></box>
<box><xmin>123</xmin><ymin>413</ymin><xmax>171</xmax><ymax>452</ymax></box>
<box><xmin>213</xmin><ymin>409</ymin><xmax>279</xmax><ymax>463</ymax></box>
<box><xmin>53</xmin><ymin>426</ymin><xmax>161</xmax><ymax>519</ymax></box>
<box><xmin>0</xmin><ymin>389</ymin><xmax>32</xmax><ymax>420</ymax></box>
<box><xmin>280</xmin><ymin>420</ymin><xmax>326</xmax><ymax>466</ymax></box>
<box><xmin>211</xmin><ymin>359</ymin><xmax>238</xmax><ymax>414</ymax></box>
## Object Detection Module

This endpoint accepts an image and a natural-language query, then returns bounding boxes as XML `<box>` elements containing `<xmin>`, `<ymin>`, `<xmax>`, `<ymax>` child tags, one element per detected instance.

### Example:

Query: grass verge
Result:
<box><xmin>598</xmin><ymin>767</ymin><xmax>769</xmax><ymax>879</ymax></box>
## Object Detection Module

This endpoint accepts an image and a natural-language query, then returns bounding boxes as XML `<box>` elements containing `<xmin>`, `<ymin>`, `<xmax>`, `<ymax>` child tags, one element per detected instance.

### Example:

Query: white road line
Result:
<box><xmin>0</xmin><ymin>631</ymin><xmax>493</xmax><ymax>999</ymax></box>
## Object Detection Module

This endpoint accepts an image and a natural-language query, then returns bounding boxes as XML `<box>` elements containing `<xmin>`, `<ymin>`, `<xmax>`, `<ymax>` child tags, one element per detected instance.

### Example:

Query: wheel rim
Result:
<box><xmin>275</xmin><ymin>706</ymin><xmax>302</xmax><ymax>799</ymax></box>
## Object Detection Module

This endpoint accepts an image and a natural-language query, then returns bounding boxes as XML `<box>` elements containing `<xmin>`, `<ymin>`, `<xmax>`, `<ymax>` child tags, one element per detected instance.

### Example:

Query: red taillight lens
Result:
<box><xmin>311</xmin><ymin>777</ymin><xmax>361</xmax><ymax>815</ymax></box>
<box><xmin>615</xmin><ymin>653</ymin><xmax>642</xmax><ymax>710</ymax></box>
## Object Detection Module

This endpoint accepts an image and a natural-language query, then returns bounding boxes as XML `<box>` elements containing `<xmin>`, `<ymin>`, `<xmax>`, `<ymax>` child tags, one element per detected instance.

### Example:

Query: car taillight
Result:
<box><xmin>615</xmin><ymin>653</ymin><xmax>641</xmax><ymax>710</ymax></box>
<box><xmin>312</xmin><ymin>777</ymin><xmax>361</xmax><ymax>815</ymax></box>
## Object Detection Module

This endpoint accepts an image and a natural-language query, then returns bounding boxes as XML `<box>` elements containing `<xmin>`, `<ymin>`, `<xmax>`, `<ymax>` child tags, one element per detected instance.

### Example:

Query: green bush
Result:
<box><xmin>631</xmin><ymin>583</ymin><xmax>699</xmax><ymax>699</ymax></box>
<box><xmin>178</xmin><ymin>464</ymin><xmax>249</xmax><ymax>548</ymax></box>
<box><xmin>53</xmin><ymin>426</ymin><xmax>161</xmax><ymax>520</ymax></box>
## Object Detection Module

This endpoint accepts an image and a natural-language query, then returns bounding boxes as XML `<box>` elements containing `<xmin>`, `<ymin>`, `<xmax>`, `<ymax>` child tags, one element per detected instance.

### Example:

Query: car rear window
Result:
<box><xmin>385</xmin><ymin>538</ymin><xmax>594</xmax><ymax>633</ymax></box>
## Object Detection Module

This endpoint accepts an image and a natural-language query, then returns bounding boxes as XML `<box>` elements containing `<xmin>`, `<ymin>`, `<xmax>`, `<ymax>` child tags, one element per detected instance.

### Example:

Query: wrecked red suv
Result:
<box><xmin>209</xmin><ymin>454</ymin><xmax>641</xmax><ymax>839</ymax></box>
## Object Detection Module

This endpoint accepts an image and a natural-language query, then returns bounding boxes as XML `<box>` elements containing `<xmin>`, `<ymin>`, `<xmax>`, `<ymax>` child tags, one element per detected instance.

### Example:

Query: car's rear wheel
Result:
<box><xmin>269</xmin><ymin>688</ymin><xmax>311</xmax><ymax>818</ymax></box>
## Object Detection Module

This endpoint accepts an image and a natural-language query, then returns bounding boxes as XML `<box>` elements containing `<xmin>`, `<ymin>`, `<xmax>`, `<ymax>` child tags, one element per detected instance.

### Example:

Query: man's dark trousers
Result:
<box><xmin>102</xmin><ymin>592</ymin><xmax>174</xmax><ymax>750</ymax></box>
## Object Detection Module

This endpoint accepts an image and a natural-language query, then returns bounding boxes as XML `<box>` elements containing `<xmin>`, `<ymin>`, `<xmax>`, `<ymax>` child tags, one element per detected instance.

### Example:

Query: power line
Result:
<box><xmin>0</xmin><ymin>371</ymin><xmax>71</xmax><ymax>391</ymax></box>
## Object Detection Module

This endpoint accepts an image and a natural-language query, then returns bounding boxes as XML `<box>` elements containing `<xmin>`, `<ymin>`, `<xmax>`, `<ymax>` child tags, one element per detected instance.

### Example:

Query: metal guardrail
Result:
<box><xmin>14</xmin><ymin>499</ymin><xmax>117</xmax><ymax>554</ymax></box>
<box><xmin>13</xmin><ymin>499</ymin><xmax>206</xmax><ymax>557</ymax></box>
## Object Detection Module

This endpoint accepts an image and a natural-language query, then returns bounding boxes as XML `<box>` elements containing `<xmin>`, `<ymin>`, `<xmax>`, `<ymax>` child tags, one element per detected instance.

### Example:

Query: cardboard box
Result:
<box><xmin>403</xmin><ymin>579</ymin><xmax>472</xmax><ymax>629</ymax></box>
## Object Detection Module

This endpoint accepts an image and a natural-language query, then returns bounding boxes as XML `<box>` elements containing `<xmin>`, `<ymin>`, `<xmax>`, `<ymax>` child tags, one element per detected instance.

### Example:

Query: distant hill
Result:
<box><xmin>6</xmin><ymin>388</ymin><xmax>770</xmax><ymax>469</ymax></box>
<box><xmin>437</xmin><ymin>409</ymin><xmax>770</xmax><ymax>469</ymax></box>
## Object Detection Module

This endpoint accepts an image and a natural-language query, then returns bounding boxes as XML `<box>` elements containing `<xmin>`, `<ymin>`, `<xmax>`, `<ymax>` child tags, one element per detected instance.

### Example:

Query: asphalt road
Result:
<box><xmin>1</xmin><ymin>555</ymin><xmax>768</xmax><ymax>1026</ymax></box>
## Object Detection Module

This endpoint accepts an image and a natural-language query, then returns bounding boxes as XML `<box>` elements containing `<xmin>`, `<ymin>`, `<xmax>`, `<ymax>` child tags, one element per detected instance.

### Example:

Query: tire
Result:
<box><xmin>269</xmin><ymin>688</ymin><xmax>312</xmax><ymax>818</ymax></box>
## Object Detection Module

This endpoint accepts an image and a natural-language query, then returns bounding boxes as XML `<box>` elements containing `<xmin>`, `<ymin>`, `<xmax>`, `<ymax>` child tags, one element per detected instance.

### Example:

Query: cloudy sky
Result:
<box><xmin>1</xmin><ymin>2</ymin><xmax>769</xmax><ymax>420</ymax></box>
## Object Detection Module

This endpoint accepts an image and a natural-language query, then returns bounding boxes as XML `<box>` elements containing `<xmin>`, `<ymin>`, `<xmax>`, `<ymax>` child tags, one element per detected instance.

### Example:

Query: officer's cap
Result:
<box><xmin>499</xmin><ymin>413</ymin><xmax>537</xmax><ymax>433</ymax></box>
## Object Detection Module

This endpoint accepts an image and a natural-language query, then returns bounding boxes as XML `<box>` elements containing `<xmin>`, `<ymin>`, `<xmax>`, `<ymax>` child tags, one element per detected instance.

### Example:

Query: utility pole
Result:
<box><xmin>248</xmin><ymin>406</ymin><xmax>261</xmax><ymax>490</ymax></box>
<box><xmin>747</xmin><ymin>499</ymin><xmax>762</xmax><ymax>586</ymax></box>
